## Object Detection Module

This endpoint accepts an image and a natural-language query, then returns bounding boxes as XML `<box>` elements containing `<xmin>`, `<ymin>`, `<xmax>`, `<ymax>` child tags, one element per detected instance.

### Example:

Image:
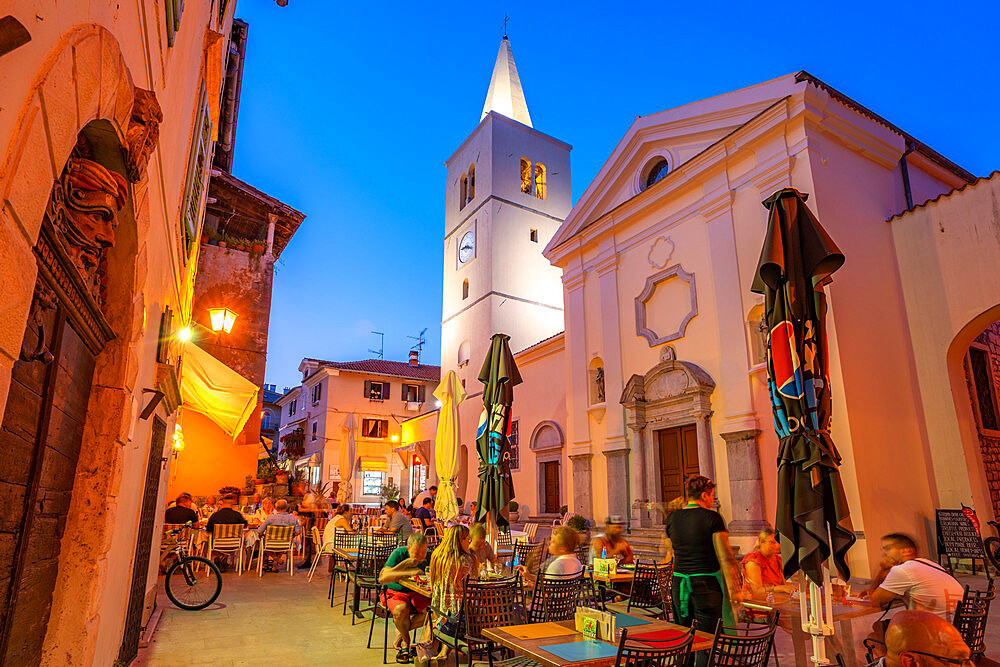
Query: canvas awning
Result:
<box><xmin>359</xmin><ymin>456</ymin><xmax>387</xmax><ymax>472</ymax></box>
<box><xmin>295</xmin><ymin>454</ymin><xmax>321</xmax><ymax>468</ymax></box>
<box><xmin>259</xmin><ymin>437</ymin><xmax>274</xmax><ymax>460</ymax></box>
<box><xmin>180</xmin><ymin>342</ymin><xmax>258</xmax><ymax>438</ymax></box>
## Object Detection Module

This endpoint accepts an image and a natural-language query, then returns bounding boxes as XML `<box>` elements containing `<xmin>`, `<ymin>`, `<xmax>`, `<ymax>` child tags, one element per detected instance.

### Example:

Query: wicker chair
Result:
<box><xmin>256</xmin><ymin>525</ymin><xmax>296</xmax><ymax>576</ymax></box>
<box><xmin>704</xmin><ymin>618</ymin><xmax>777</xmax><ymax>667</ymax></box>
<box><xmin>528</xmin><ymin>571</ymin><xmax>584</xmax><ymax>623</ymax></box>
<box><xmin>344</xmin><ymin>542</ymin><xmax>395</xmax><ymax>624</ymax></box>
<box><xmin>435</xmin><ymin>575</ymin><xmax>526</xmax><ymax>667</ymax></box>
<box><xmin>625</xmin><ymin>561</ymin><xmax>668</xmax><ymax>618</ymax></box>
<box><xmin>208</xmin><ymin>523</ymin><xmax>245</xmax><ymax>574</ymax></box>
<box><xmin>612</xmin><ymin>626</ymin><xmax>695</xmax><ymax>667</ymax></box>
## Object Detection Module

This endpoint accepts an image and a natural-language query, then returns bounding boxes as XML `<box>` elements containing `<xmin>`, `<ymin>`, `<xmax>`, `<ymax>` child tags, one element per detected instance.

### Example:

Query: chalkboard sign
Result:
<box><xmin>936</xmin><ymin>508</ymin><xmax>985</xmax><ymax>560</ymax></box>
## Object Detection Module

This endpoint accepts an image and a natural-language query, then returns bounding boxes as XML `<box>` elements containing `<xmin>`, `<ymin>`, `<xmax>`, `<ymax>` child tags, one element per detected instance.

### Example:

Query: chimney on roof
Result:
<box><xmin>409</xmin><ymin>350</ymin><xmax>419</xmax><ymax>366</ymax></box>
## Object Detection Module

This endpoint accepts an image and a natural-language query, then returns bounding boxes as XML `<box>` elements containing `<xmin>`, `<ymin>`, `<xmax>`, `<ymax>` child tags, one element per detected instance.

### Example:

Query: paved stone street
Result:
<box><xmin>136</xmin><ymin>566</ymin><xmax>1000</xmax><ymax>666</ymax></box>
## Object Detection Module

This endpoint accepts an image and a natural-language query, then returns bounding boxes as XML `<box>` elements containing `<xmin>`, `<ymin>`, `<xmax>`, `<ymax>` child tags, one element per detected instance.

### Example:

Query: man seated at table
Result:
<box><xmin>243</xmin><ymin>492</ymin><xmax>262</xmax><ymax>515</ymax></box>
<box><xmin>591</xmin><ymin>515</ymin><xmax>634</xmax><ymax>564</ymax></box>
<box><xmin>866</xmin><ymin>533</ymin><xmax>964</xmax><ymax>620</ymax></box>
<box><xmin>205</xmin><ymin>495</ymin><xmax>248</xmax><ymax>570</ymax></box>
<box><xmin>414</xmin><ymin>497</ymin><xmax>435</xmax><ymax>531</ymax></box>
<box><xmin>469</xmin><ymin>523</ymin><xmax>499</xmax><ymax>570</ymax></box>
<box><xmin>379</xmin><ymin>500</ymin><xmax>414</xmax><ymax>540</ymax></box>
<box><xmin>257</xmin><ymin>499</ymin><xmax>301</xmax><ymax>571</ymax></box>
<box><xmin>164</xmin><ymin>492</ymin><xmax>198</xmax><ymax>525</ymax></box>
<box><xmin>517</xmin><ymin>527</ymin><xmax>582</xmax><ymax>583</ymax></box>
<box><xmin>862</xmin><ymin>609</ymin><xmax>971</xmax><ymax>667</ymax></box>
<box><xmin>379</xmin><ymin>533</ymin><xmax>431</xmax><ymax>664</ymax></box>
<box><xmin>199</xmin><ymin>495</ymin><xmax>218</xmax><ymax>518</ymax></box>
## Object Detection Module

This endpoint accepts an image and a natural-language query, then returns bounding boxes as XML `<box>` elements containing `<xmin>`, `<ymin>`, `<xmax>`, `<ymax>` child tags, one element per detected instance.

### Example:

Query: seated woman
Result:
<box><xmin>468</xmin><ymin>523</ymin><xmax>499</xmax><ymax>571</ymax></box>
<box><xmin>428</xmin><ymin>524</ymin><xmax>477</xmax><ymax>653</ymax></box>
<box><xmin>252</xmin><ymin>497</ymin><xmax>274</xmax><ymax>523</ymax></box>
<box><xmin>591</xmin><ymin>516</ymin><xmax>634</xmax><ymax>564</ymax></box>
<box><xmin>741</xmin><ymin>528</ymin><xmax>796</xmax><ymax>597</ymax></box>
<box><xmin>518</xmin><ymin>527</ymin><xmax>581</xmax><ymax>583</ymax></box>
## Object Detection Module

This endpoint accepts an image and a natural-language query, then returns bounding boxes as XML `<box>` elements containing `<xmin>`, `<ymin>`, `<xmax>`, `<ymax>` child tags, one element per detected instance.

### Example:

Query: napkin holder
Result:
<box><xmin>574</xmin><ymin>606</ymin><xmax>615</xmax><ymax>641</ymax></box>
<box><xmin>594</xmin><ymin>558</ymin><xmax>617</xmax><ymax>576</ymax></box>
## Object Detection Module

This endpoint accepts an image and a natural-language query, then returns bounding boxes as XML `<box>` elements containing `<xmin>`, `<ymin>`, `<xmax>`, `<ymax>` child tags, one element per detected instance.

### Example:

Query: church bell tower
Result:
<box><xmin>441</xmin><ymin>36</ymin><xmax>572</xmax><ymax>386</ymax></box>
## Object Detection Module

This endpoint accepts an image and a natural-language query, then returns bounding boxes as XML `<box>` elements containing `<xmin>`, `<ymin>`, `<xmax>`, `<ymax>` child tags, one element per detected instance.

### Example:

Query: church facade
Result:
<box><xmin>414</xmin><ymin>34</ymin><xmax>998</xmax><ymax>578</ymax></box>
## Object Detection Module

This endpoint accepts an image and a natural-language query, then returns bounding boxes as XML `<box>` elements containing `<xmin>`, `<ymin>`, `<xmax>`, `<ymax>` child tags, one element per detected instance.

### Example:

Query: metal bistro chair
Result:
<box><xmin>329</xmin><ymin>528</ymin><xmax>361</xmax><ymax>601</ymax></box>
<box><xmin>513</xmin><ymin>541</ymin><xmax>545</xmax><ymax>573</ymax></box>
<box><xmin>344</xmin><ymin>541</ymin><xmax>394</xmax><ymax>624</ymax></box>
<box><xmin>528</xmin><ymin>570</ymin><xmax>585</xmax><ymax>623</ymax></box>
<box><xmin>438</xmin><ymin>575</ymin><xmax>527</xmax><ymax>667</ymax></box>
<box><xmin>613</xmin><ymin>626</ymin><xmax>695</xmax><ymax>667</ymax></box>
<box><xmin>369</xmin><ymin>531</ymin><xmax>401</xmax><ymax>548</ymax></box>
<box><xmin>953</xmin><ymin>598</ymin><xmax>989</xmax><ymax>663</ymax></box>
<box><xmin>625</xmin><ymin>561</ymin><xmax>668</xmax><ymax>618</ymax></box>
<box><xmin>256</xmin><ymin>525</ymin><xmax>296</xmax><ymax>577</ymax></box>
<box><xmin>208</xmin><ymin>523</ymin><xmax>246</xmax><ymax>575</ymax></box>
<box><xmin>705</xmin><ymin>618</ymin><xmax>777</xmax><ymax>667</ymax></box>
<box><xmin>496</xmin><ymin>530</ymin><xmax>513</xmax><ymax>553</ymax></box>
<box><xmin>579</xmin><ymin>572</ymin><xmax>607</xmax><ymax>612</ymax></box>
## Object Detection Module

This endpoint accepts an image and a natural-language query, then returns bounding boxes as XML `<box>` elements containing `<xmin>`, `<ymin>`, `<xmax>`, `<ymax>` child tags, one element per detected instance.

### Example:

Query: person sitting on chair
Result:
<box><xmin>591</xmin><ymin>516</ymin><xmax>634</xmax><ymax>564</ymax></box>
<box><xmin>866</xmin><ymin>533</ymin><xmax>964</xmax><ymax>620</ymax></box>
<box><xmin>164</xmin><ymin>493</ymin><xmax>198</xmax><ymax>525</ymax></box>
<box><xmin>862</xmin><ymin>609</ymin><xmax>971</xmax><ymax>667</ymax></box>
<box><xmin>518</xmin><ymin>527</ymin><xmax>582</xmax><ymax>583</ymax></box>
<box><xmin>468</xmin><ymin>523</ymin><xmax>498</xmax><ymax>570</ymax></box>
<box><xmin>414</xmin><ymin>497</ymin><xmax>436</xmax><ymax>531</ymax></box>
<box><xmin>741</xmin><ymin>527</ymin><xmax>796</xmax><ymax>597</ymax></box>
<box><xmin>256</xmin><ymin>499</ymin><xmax>300</xmax><ymax>571</ymax></box>
<box><xmin>379</xmin><ymin>533</ymin><xmax>431</xmax><ymax>664</ymax></box>
<box><xmin>205</xmin><ymin>495</ymin><xmax>247</xmax><ymax>570</ymax></box>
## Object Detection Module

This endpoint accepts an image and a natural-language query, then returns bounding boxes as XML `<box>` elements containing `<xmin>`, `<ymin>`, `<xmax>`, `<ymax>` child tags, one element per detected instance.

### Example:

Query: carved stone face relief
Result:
<box><xmin>47</xmin><ymin>156</ymin><xmax>128</xmax><ymax>304</ymax></box>
<box><xmin>124</xmin><ymin>88</ymin><xmax>163</xmax><ymax>182</ymax></box>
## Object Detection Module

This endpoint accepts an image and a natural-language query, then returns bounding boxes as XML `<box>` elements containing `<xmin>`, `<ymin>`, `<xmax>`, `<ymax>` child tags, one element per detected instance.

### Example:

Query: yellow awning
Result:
<box><xmin>359</xmin><ymin>456</ymin><xmax>387</xmax><ymax>472</ymax></box>
<box><xmin>180</xmin><ymin>342</ymin><xmax>258</xmax><ymax>439</ymax></box>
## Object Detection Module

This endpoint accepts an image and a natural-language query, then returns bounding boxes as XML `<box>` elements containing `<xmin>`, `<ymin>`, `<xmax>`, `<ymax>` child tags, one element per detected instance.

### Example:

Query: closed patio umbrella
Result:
<box><xmin>474</xmin><ymin>334</ymin><xmax>521</xmax><ymax>539</ymax></box>
<box><xmin>434</xmin><ymin>370</ymin><xmax>467</xmax><ymax>524</ymax></box>
<box><xmin>752</xmin><ymin>188</ymin><xmax>854</xmax><ymax>663</ymax></box>
<box><xmin>337</xmin><ymin>413</ymin><xmax>357</xmax><ymax>504</ymax></box>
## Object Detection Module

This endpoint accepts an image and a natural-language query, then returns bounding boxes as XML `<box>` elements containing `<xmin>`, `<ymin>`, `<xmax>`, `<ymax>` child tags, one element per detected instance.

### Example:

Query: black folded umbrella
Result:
<box><xmin>474</xmin><ymin>333</ymin><xmax>521</xmax><ymax>530</ymax></box>
<box><xmin>751</xmin><ymin>188</ymin><xmax>855</xmax><ymax>585</ymax></box>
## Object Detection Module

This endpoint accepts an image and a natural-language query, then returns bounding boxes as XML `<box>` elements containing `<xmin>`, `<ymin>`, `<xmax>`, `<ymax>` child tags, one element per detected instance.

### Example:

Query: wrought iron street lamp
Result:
<box><xmin>208</xmin><ymin>307</ymin><xmax>238</xmax><ymax>334</ymax></box>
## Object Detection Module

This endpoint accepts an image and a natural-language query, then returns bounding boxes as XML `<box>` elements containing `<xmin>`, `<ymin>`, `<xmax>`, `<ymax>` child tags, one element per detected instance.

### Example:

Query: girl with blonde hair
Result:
<box><xmin>429</xmin><ymin>524</ymin><xmax>477</xmax><ymax>617</ymax></box>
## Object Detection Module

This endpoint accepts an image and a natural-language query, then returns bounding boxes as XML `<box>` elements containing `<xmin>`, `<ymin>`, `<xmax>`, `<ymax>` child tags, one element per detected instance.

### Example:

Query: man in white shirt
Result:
<box><xmin>413</xmin><ymin>485</ymin><xmax>437</xmax><ymax>509</ymax></box>
<box><xmin>869</xmin><ymin>533</ymin><xmax>964</xmax><ymax>619</ymax></box>
<box><xmin>861</xmin><ymin>609</ymin><xmax>971</xmax><ymax>667</ymax></box>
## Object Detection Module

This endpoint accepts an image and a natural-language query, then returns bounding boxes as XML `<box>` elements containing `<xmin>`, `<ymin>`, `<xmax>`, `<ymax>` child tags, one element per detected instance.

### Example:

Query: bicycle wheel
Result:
<box><xmin>165</xmin><ymin>556</ymin><xmax>222</xmax><ymax>610</ymax></box>
<box><xmin>984</xmin><ymin>537</ymin><xmax>1000</xmax><ymax>574</ymax></box>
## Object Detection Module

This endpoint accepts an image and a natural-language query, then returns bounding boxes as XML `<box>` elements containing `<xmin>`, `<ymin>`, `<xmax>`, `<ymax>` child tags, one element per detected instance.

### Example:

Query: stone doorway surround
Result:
<box><xmin>621</xmin><ymin>346</ymin><xmax>716</xmax><ymax>526</ymax></box>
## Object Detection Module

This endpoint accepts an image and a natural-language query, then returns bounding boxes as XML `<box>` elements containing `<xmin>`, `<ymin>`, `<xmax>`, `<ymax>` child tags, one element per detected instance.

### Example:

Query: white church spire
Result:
<box><xmin>481</xmin><ymin>37</ymin><xmax>532</xmax><ymax>127</ymax></box>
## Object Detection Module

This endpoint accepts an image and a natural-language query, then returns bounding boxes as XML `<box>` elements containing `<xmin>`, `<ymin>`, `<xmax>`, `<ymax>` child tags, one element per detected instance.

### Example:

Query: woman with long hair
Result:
<box><xmin>429</xmin><ymin>524</ymin><xmax>477</xmax><ymax>618</ymax></box>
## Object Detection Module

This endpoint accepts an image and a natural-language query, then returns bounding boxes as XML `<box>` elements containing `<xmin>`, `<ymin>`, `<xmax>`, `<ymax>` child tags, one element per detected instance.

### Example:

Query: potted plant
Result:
<box><xmin>275</xmin><ymin>469</ymin><xmax>289</xmax><ymax>484</ymax></box>
<box><xmin>567</xmin><ymin>514</ymin><xmax>589</xmax><ymax>543</ymax></box>
<box><xmin>252</xmin><ymin>242</ymin><xmax>265</xmax><ymax>255</ymax></box>
<box><xmin>508</xmin><ymin>500</ymin><xmax>520</xmax><ymax>522</ymax></box>
<box><xmin>244</xmin><ymin>474</ymin><xmax>255</xmax><ymax>494</ymax></box>
<box><xmin>289</xmin><ymin>469</ymin><xmax>307</xmax><ymax>497</ymax></box>
<box><xmin>219</xmin><ymin>485</ymin><xmax>241</xmax><ymax>498</ymax></box>
<box><xmin>217</xmin><ymin>234</ymin><xmax>228</xmax><ymax>248</ymax></box>
<box><xmin>379</xmin><ymin>480</ymin><xmax>400</xmax><ymax>504</ymax></box>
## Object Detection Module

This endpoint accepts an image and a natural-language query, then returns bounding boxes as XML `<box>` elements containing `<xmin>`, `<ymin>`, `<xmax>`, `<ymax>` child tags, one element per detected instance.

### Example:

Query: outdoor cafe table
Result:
<box><xmin>743</xmin><ymin>592</ymin><xmax>883</xmax><ymax>667</ymax></box>
<box><xmin>482</xmin><ymin>614</ymin><xmax>713</xmax><ymax>667</ymax></box>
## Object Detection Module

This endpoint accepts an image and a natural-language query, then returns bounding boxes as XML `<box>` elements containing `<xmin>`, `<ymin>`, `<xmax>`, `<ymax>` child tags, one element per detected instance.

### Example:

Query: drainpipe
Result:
<box><xmin>900</xmin><ymin>140</ymin><xmax>916</xmax><ymax>211</ymax></box>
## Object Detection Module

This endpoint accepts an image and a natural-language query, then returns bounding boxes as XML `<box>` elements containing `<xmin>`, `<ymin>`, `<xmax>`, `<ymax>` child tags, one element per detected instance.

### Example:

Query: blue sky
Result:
<box><xmin>231</xmin><ymin>1</ymin><xmax>1000</xmax><ymax>391</ymax></box>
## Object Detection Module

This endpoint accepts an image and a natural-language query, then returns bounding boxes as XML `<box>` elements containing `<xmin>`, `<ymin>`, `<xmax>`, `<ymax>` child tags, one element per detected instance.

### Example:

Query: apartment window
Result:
<box><xmin>288</xmin><ymin>399</ymin><xmax>297</xmax><ymax>417</ymax></box>
<box><xmin>969</xmin><ymin>346</ymin><xmax>999</xmax><ymax>431</ymax></box>
<box><xmin>365</xmin><ymin>380</ymin><xmax>390</xmax><ymax>401</ymax></box>
<box><xmin>460</xmin><ymin>173</ymin><xmax>467</xmax><ymax>210</ymax></box>
<box><xmin>362</xmin><ymin>418</ymin><xmax>389</xmax><ymax>439</ymax></box>
<box><xmin>261</xmin><ymin>411</ymin><xmax>273</xmax><ymax>430</ymax></box>
<box><xmin>311</xmin><ymin>422</ymin><xmax>317</xmax><ymax>441</ymax></box>
<box><xmin>520</xmin><ymin>158</ymin><xmax>532</xmax><ymax>194</ymax></box>
<box><xmin>312</xmin><ymin>381</ymin><xmax>322</xmax><ymax>403</ymax></box>
<box><xmin>363</xmin><ymin>470</ymin><xmax>385</xmax><ymax>496</ymax></box>
<box><xmin>508</xmin><ymin>420</ymin><xmax>520</xmax><ymax>470</ymax></box>
<box><xmin>165</xmin><ymin>0</ymin><xmax>184</xmax><ymax>46</ymax></box>
<box><xmin>534</xmin><ymin>163</ymin><xmax>547</xmax><ymax>200</ymax></box>
<box><xmin>404</xmin><ymin>384</ymin><xmax>425</xmax><ymax>402</ymax></box>
<box><xmin>529</xmin><ymin>229</ymin><xmax>538</xmax><ymax>243</ymax></box>
<box><xmin>180</xmin><ymin>83</ymin><xmax>212</xmax><ymax>263</ymax></box>
<box><xmin>462</xmin><ymin>279</ymin><xmax>469</xmax><ymax>300</ymax></box>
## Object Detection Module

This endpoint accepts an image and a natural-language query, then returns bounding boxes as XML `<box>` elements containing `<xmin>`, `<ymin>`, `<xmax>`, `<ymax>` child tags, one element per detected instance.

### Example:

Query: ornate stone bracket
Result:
<box><xmin>124</xmin><ymin>88</ymin><xmax>162</xmax><ymax>182</ymax></box>
<box><xmin>634</xmin><ymin>264</ymin><xmax>698</xmax><ymax>346</ymax></box>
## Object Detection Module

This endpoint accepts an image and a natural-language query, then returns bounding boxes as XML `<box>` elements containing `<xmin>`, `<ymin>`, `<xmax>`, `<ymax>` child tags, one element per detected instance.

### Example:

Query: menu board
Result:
<box><xmin>936</xmin><ymin>508</ymin><xmax>985</xmax><ymax>560</ymax></box>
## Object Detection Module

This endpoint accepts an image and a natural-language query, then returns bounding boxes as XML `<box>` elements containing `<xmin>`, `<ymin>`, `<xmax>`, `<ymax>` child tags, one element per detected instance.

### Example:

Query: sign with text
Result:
<box><xmin>936</xmin><ymin>508</ymin><xmax>985</xmax><ymax>560</ymax></box>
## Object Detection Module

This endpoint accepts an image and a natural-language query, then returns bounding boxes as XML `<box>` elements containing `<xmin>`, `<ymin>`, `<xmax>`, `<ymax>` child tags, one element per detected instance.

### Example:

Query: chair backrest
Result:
<box><xmin>162</xmin><ymin>523</ymin><xmax>192</xmax><ymax>549</ymax></box>
<box><xmin>462</xmin><ymin>575</ymin><xmax>526</xmax><ymax>640</ymax></box>
<box><xmin>579</xmin><ymin>573</ymin><xmax>606</xmax><ymax>612</ymax></box>
<box><xmin>368</xmin><ymin>531</ymin><xmax>400</xmax><ymax>548</ymax></box>
<box><xmin>614</xmin><ymin>626</ymin><xmax>694</xmax><ymax>667</ymax></box>
<box><xmin>953</xmin><ymin>598</ymin><xmax>989</xmax><ymax>657</ymax></box>
<box><xmin>333</xmin><ymin>527</ymin><xmax>359</xmax><ymax>550</ymax></box>
<box><xmin>311</xmin><ymin>526</ymin><xmax>323</xmax><ymax>548</ymax></box>
<box><xmin>576</xmin><ymin>542</ymin><xmax>590</xmax><ymax>566</ymax></box>
<box><xmin>356</xmin><ymin>542</ymin><xmax>396</xmax><ymax>579</ymax></box>
<box><xmin>496</xmin><ymin>531</ymin><xmax>513</xmax><ymax>549</ymax></box>
<box><xmin>628</xmin><ymin>560</ymin><xmax>664</xmax><ymax>608</ymax></box>
<box><xmin>264</xmin><ymin>525</ymin><xmax>296</xmax><ymax>546</ymax></box>
<box><xmin>529</xmin><ymin>571</ymin><xmax>585</xmax><ymax>623</ymax></box>
<box><xmin>211</xmin><ymin>523</ymin><xmax>243</xmax><ymax>547</ymax></box>
<box><xmin>654</xmin><ymin>562</ymin><xmax>673</xmax><ymax>618</ymax></box>
<box><xmin>411</xmin><ymin>518</ymin><xmax>424</xmax><ymax>531</ymax></box>
<box><xmin>705</xmin><ymin>619</ymin><xmax>777</xmax><ymax>667</ymax></box>
<box><xmin>514</xmin><ymin>541</ymin><xmax>544</xmax><ymax>572</ymax></box>
<box><xmin>523</xmin><ymin>523</ymin><xmax>538</xmax><ymax>541</ymax></box>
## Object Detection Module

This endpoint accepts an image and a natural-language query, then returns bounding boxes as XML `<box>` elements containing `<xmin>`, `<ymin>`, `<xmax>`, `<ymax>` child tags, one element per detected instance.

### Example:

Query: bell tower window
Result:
<box><xmin>462</xmin><ymin>279</ymin><xmax>469</xmax><ymax>300</ymax></box>
<box><xmin>520</xmin><ymin>158</ymin><xmax>532</xmax><ymax>194</ymax></box>
<box><xmin>534</xmin><ymin>163</ymin><xmax>546</xmax><ymax>200</ymax></box>
<box><xmin>460</xmin><ymin>173</ymin><xmax>468</xmax><ymax>210</ymax></box>
<box><xmin>468</xmin><ymin>164</ymin><xmax>475</xmax><ymax>201</ymax></box>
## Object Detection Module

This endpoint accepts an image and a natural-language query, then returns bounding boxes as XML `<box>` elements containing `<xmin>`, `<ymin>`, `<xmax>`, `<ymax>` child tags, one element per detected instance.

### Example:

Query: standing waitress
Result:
<box><xmin>664</xmin><ymin>476</ymin><xmax>742</xmax><ymax>655</ymax></box>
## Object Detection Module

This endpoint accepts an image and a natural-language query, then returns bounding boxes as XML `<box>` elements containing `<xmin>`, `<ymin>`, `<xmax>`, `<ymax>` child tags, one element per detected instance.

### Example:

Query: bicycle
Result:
<box><xmin>160</xmin><ymin>523</ymin><xmax>223</xmax><ymax>610</ymax></box>
<box><xmin>985</xmin><ymin>520</ymin><xmax>1000</xmax><ymax>575</ymax></box>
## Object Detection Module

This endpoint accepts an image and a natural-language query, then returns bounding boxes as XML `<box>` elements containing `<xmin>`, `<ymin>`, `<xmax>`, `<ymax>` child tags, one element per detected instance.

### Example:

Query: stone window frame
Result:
<box><xmin>634</xmin><ymin>264</ymin><xmax>698</xmax><ymax>346</ymax></box>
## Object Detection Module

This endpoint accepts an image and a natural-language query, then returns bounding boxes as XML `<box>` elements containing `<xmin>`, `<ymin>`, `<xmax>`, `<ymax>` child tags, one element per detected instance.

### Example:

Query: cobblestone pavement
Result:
<box><xmin>136</xmin><ymin>567</ymin><xmax>1000</xmax><ymax>666</ymax></box>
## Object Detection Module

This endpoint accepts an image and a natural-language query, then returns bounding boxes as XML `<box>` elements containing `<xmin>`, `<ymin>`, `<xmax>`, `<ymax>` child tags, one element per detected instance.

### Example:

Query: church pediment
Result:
<box><xmin>545</xmin><ymin>73</ymin><xmax>803</xmax><ymax>257</ymax></box>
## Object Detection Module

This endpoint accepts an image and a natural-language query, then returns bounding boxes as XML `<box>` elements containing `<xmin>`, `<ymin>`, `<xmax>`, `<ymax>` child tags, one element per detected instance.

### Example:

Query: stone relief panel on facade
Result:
<box><xmin>124</xmin><ymin>87</ymin><xmax>163</xmax><ymax>182</ymax></box>
<box><xmin>647</xmin><ymin>236</ymin><xmax>674</xmax><ymax>269</ymax></box>
<box><xmin>635</xmin><ymin>264</ymin><xmax>698</xmax><ymax>346</ymax></box>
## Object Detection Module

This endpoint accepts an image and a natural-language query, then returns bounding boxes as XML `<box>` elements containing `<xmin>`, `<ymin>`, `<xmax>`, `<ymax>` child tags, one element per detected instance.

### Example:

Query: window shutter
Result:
<box><xmin>418</xmin><ymin>385</ymin><xmax>426</xmax><ymax>402</ymax></box>
<box><xmin>383</xmin><ymin>382</ymin><xmax>390</xmax><ymax>400</ymax></box>
<box><xmin>364</xmin><ymin>380</ymin><xmax>371</xmax><ymax>398</ymax></box>
<box><xmin>316</xmin><ymin>382</ymin><xmax>322</xmax><ymax>400</ymax></box>
<box><xmin>381</xmin><ymin>420</ymin><xmax>389</xmax><ymax>438</ymax></box>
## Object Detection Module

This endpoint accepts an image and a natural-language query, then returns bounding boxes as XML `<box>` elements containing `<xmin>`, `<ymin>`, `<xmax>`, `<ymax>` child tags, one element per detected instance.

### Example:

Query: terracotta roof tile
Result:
<box><xmin>313</xmin><ymin>358</ymin><xmax>441</xmax><ymax>381</ymax></box>
<box><xmin>887</xmin><ymin>171</ymin><xmax>999</xmax><ymax>222</ymax></box>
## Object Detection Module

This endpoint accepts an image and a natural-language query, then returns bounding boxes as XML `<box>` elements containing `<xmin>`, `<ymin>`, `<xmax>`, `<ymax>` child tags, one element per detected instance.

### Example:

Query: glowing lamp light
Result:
<box><xmin>177</xmin><ymin>326</ymin><xmax>192</xmax><ymax>343</ymax></box>
<box><xmin>208</xmin><ymin>307</ymin><xmax>238</xmax><ymax>333</ymax></box>
<box><xmin>391</xmin><ymin>434</ymin><xmax>399</xmax><ymax>442</ymax></box>
<box><xmin>434</xmin><ymin>400</ymin><xmax>442</xmax><ymax>409</ymax></box>
<box><xmin>172</xmin><ymin>424</ymin><xmax>185</xmax><ymax>451</ymax></box>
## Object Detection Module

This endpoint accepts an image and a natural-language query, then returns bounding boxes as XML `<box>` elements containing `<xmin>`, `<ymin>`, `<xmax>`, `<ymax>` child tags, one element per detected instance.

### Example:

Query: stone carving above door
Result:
<box><xmin>124</xmin><ymin>88</ymin><xmax>162</xmax><ymax>182</ymax></box>
<box><xmin>634</xmin><ymin>264</ymin><xmax>698</xmax><ymax>346</ymax></box>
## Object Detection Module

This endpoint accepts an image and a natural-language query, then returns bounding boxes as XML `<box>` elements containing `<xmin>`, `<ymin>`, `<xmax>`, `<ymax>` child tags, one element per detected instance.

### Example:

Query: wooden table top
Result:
<box><xmin>399</xmin><ymin>577</ymin><xmax>432</xmax><ymax>598</ymax></box>
<box><xmin>586</xmin><ymin>568</ymin><xmax>635</xmax><ymax>584</ymax></box>
<box><xmin>743</xmin><ymin>592</ymin><xmax>883</xmax><ymax>622</ymax></box>
<box><xmin>483</xmin><ymin>616</ymin><xmax>713</xmax><ymax>667</ymax></box>
<box><xmin>332</xmin><ymin>547</ymin><xmax>359</xmax><ymax>560</ymax></box>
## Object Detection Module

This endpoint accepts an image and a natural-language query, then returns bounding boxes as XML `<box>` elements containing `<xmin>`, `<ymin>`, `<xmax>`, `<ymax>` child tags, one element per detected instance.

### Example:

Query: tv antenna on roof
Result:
<box><xmin>408</xmin><ymin>328</ymin><xmax>428</xmax><ymax>353</ymax></box>
<box><xmin>368</xmin><ymin>331</ymin><xmax>384</xmax><ymax>359</ymax></box>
